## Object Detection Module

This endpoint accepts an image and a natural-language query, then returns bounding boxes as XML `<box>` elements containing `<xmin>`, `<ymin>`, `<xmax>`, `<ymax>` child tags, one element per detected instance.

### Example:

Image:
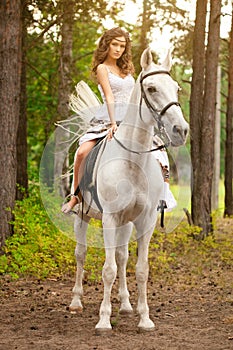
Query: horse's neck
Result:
<box><xmin>117</xmin><ymin>82</ymin><xmax>154</xmax><ymax>152</ymax></box>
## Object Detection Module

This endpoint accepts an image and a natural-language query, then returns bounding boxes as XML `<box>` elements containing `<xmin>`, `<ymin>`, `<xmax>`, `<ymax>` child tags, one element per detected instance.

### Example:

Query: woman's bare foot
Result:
<box><xmin>61</xmin><ymin>196</ymin><xmax>79</xmax><ymax>214</ymax></box>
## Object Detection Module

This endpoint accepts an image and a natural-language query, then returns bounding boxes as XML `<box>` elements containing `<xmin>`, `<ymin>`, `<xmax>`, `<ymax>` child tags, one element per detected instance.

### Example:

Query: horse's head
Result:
<box><xmin>140</xmin><ymin>48</ymin><xmax>189</xmax><ymax>146</ymax></box>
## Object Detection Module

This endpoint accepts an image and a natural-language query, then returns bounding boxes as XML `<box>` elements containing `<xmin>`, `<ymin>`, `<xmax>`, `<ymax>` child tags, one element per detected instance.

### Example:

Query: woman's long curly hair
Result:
<box><xmin>92</xmin><ymin>27</ymin><xmax>135</xmax><ymax>78</ymax></box>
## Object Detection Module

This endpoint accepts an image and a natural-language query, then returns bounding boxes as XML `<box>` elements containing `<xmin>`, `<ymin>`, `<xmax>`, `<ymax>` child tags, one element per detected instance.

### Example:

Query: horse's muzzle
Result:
<box><xmin>172</xmin><ymin>124</ymin><xmax>189</xmax><ymax>145</ymax></box>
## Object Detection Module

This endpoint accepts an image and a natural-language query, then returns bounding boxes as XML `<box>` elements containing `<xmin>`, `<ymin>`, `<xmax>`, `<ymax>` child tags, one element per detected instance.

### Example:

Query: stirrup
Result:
<box><xmin>157</xmin><ymin>200</ymin><xmax>167</xmax><ymax>228</ymax></box>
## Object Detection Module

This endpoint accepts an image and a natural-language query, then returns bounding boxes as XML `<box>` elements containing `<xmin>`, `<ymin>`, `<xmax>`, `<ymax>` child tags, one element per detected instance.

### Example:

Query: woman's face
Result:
<box><xmin>107</xmin><ymin>36</ymin><xmax>126</xmax><ymax>60</ymax></box>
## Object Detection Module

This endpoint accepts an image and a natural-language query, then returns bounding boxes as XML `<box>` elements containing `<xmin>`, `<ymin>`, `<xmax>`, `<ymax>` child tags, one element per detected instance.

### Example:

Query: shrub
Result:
<box><xmin>0</xmin><ymin>184</ymin><xmax>76</xmax><ymax>279</ymax></box>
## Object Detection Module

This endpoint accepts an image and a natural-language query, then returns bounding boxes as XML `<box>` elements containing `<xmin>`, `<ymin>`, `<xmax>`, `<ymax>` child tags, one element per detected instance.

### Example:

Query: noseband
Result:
<box><xmin>139</xmin><ymin>70</ymin><xmax>181</xmax><ymax>131</ymax></box>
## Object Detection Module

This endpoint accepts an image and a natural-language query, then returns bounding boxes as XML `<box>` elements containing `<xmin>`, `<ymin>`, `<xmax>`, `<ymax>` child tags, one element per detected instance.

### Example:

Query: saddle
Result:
<box><xmin>74</xmin><ymin>137</ymin><xmax>107</xmax><ymax>214</ymax></box>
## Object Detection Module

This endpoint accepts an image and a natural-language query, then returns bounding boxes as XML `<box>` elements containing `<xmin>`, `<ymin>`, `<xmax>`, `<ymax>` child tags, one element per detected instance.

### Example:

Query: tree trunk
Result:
<box><xmin>16</xmin><ymin>0</ymin><xmax>28</xmax><ymax>201</ymax></box>
<box><xmin>140</xmin><ymin>0</ymin><xmax>150</xmax><ymax>51</ymax></box>
<box><xmin>134</xmin><ymin>0</ymin><xmax>153</xmax><ymax>74</ymax></box>
<box><xmin>0</xmin><ymin>0</ymin><xmax>22</xmax><ymax>248</ymax></box>
<box><xmin>211</xmin><ymin>66</ymin><xmax>221</xmax><ymax>211</ymax></box>
<box><xmin>224</xmin><ymin>6</ymin><xmax>233</xmax><ymax>217</ymax></box>
<box><xmin>54</xmin><ymin>0</ymin><xmax>74</xmax><ymax>197</ymax></box>
<box><xmin>190</xmin><ymin>0</ymin><xmax>207</xmax><ymax>224</ymax></box>
<box><xmin>196</xmin><ymin>0</ymin><xmax>221</xmax><ymax>235</ymax></box>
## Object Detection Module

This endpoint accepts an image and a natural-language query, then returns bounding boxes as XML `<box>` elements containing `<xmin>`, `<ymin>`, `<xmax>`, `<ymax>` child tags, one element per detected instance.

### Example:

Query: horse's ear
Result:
<box><xmin>140</xmin><ymin>47</ymin><xmax>153</xmax><ymax>70</ymax></box>
<box><xmin>161</xmin><ymin>49</ymin><xmax>172</xmax><ymax>71</ymax></box>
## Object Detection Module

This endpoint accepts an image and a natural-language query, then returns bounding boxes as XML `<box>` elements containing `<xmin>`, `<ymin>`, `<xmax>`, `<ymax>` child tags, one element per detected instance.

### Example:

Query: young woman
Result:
<box><xmin>62</xmin><ymin>27</ymin><xmax>135</xmax><ymax>213</ymax></box>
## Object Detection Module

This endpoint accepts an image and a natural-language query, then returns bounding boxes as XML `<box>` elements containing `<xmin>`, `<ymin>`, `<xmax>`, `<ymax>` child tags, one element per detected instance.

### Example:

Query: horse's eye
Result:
<box><xmin>148</xmin><ymin>87</ymin><xmax>157</xmax><ymax>94</ymax></box>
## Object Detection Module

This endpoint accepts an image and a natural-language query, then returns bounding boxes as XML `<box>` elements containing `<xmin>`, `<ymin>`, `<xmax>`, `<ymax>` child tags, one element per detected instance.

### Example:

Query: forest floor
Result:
<box><xmin>1</xmin><ymin>218</ymin><xmax>233</xmax><ymax>350</ymax></box>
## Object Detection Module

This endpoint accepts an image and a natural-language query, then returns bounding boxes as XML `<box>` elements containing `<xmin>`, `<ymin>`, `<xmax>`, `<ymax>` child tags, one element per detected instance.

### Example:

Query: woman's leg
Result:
<box><xmin>62</xmin><ymin>139</ymin><xmax>97</xmax><ymax>213</ymax></box>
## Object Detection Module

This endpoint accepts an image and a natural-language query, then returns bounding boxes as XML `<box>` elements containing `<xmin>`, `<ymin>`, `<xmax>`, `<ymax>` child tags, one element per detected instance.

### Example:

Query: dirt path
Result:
<box><xmin>1</xmin><ymin>273</ymin><xmax>233</xmax><ymax>350</ymax></box>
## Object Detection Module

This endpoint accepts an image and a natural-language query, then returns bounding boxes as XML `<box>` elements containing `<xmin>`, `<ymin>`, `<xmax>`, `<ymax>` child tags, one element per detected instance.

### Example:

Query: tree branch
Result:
<box><xmin>27</xmin><ymin>18</ymin><xmax>59</xmax><ymax>50</ymax></box>
<box><xmin>25</xmin><ymin>59</ymin><xmax>57</xmax><ymax>91</ymax></box>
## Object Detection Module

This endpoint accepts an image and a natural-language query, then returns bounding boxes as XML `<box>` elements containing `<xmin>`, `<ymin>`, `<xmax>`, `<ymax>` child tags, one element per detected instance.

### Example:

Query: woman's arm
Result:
<box><xmin>96</xmin><ymin>64</ymin><xmax>116</xmax><ymax>126</ymax></box>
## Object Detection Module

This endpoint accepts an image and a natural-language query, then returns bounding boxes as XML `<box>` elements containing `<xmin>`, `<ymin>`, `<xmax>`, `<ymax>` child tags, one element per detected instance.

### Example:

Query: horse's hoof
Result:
<box><xmin>95</xmin><ymin>327</ymin><xmax>113</xmax><ymax>336</ymax></box>
<box><xmin>137</xmin><ymin>325</ymin><xmax>155</xmax><ymax>333</ymax></box>
<box><xmin>69</xmin><ymin>305</ymin><xmax>83</xmax><ymax>314</ymax></box>
<box><xmin>119</xmin><ymin>309</ymin><xmax>134</xmax><ymax>316</ymax></box>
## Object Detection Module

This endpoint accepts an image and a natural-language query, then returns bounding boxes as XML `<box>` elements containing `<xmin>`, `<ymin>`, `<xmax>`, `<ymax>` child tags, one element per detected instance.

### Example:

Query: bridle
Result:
<box><xmin>139</xmin><ymin>70</ymin><xmax>181</xmax><ymax>132</ymax></box>
<box><xmin>113</xmin><ymin>70</ymin><xmax>181</xmax><ymax>154</ymax></box>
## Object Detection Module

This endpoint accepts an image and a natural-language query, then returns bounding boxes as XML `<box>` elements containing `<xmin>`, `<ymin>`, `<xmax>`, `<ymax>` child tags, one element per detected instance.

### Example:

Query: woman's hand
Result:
<box><xmin>108</xmin><ymin>122</ymin><xmax>117</xmax><ymax>140</ymax></box>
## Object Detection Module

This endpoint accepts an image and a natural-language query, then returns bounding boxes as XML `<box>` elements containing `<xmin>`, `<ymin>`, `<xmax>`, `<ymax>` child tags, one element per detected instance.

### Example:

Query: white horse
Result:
<box><xmin>69</xmin><ymin>48</ymin><xmax>189</xmax><ymax>333</ymax></box>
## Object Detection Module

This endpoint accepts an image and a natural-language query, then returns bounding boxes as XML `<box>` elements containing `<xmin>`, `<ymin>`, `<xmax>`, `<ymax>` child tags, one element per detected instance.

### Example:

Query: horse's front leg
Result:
<box><xmin>116</xmin><ymin>223</ymin><xmax>133</xmax><ymax>314</ymax></box>
<box><xmin>95</xmin><ymin>215</ymin><xmax>117</xmax><ymax>333</ymax></box>
<box><xmin>69</xmin><ymin>215</ymin><xmax>89</xmax><ymax>313</ymax></box>
<box><xmin>135</xmin><ymin>223</ymin><xmax>155</xmax><ymax>331</ymax></box>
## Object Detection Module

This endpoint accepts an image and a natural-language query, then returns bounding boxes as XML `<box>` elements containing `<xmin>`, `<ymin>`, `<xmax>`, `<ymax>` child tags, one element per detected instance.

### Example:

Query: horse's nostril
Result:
<box><xmin>173</xmin><ymin>125</ymin><xmax>188</xmax><ymax>139</ymax></box>
<box><xmin>173</xmin><ymin>125</ymin><xmax>181</xmax><ymax>134</ymax></box>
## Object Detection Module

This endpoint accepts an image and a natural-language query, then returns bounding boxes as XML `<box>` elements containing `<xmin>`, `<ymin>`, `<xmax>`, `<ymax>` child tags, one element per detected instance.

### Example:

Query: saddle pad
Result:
<box><xmin>79</xmin><ymin>137</ymin><xmax>106</xmax><ymax>212</ymax></box>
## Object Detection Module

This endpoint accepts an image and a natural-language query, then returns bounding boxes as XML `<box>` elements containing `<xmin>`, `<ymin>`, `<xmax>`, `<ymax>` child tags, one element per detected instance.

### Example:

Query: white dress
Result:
<box><xmin>79</xmin><ymin>68</ymin><xmax>135</xmax><ymax>145</ymax></box>
<box><xmin>153</xmin><ymin>136</ymin><xmax>177</xmax><ymax>212</ymax></box>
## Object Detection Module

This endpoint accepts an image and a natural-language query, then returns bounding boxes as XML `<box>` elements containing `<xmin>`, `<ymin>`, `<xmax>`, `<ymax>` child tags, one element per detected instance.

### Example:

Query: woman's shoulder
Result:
<box><xmin>96</xmin><ymin>64</ymin><xmax>110</xmax><ymax>74</ymax></box>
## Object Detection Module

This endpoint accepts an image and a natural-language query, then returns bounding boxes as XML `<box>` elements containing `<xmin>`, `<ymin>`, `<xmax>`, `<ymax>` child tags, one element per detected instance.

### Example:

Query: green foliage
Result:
<box><xmin>27</xmin><ymin>34</ymin><xmax>59</xmax><ymax>171</ymax></box>
<box><xmin>84</xmin><ymin>246</ymin><xmax>105</xmax><ymax>283</ymax></box>
<box><xmin>122</xmin><ymin>217</ymin><xmax>233</xmax><ymax>290</ymax></box>
<box><xmin>0</xmin><ymin>184</ymin><xmax>76</xmax><ymax>279</ymax></box>
<box><xmin>0</xmin><ymin>183</ymin><xmax>106</xmax><ymax>281</ymax></box>
<box><xmin>147</xmin><ymin>220</ymin><xmax>233</xmax><ymax>286</ymax></box>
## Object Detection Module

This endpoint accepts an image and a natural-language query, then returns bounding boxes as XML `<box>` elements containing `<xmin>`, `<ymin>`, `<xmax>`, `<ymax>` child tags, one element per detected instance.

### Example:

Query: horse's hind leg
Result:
<box><xmin>116</xmin><ymin>223</ymin><xmax>133</xmax><ymax>314</ymax></box>
<box><xmin>69</xmin><ymin>215</ymin><xmax>89</xmax><ymax>313</ymax></box>
<box><xmin>135</xmin><ymin>224</ymin><xmax>155</xmax><ymax>331</ymax></box>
